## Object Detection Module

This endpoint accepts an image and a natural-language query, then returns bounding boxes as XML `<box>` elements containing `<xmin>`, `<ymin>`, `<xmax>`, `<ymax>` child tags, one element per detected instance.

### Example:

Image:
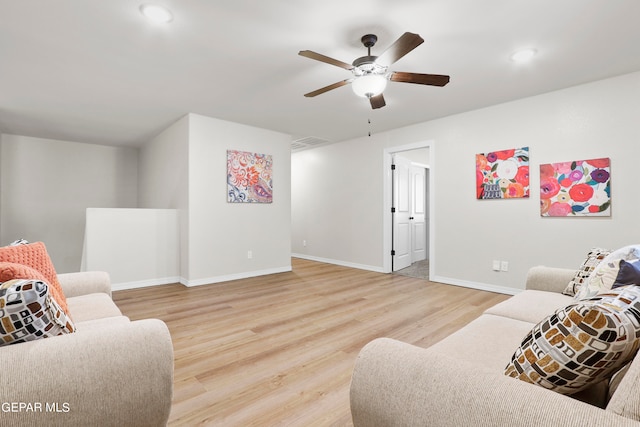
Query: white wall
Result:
<box><xmin>0</xmin><ymin>134</ymin><xmax>137</xmax><ymax>273</ymax></box>
<box><xmin>138</xmin><ymin>113</ymin><xmax>292</xmax><ymax>285</ymax></box>
<box><xmin>84</xmin><ymin>208</ymin><xmax>179</xmax><ymax>289</ymax></box>
<box><xmin>187</xmin><ymin>114</ymin><xmax>292</xmax><ymax>284</ymax></box>
<box><xmin>396</xmin><ymin>148</ymin><xmax>430</xmax><ymax>166</ymax></box>
<box><xmin>138</xmin><ymin>115</ymin><xmax>190</xmax><ymax>279</ymax></box>
<box><xmin>292</xmin><ymin>71</ymin><xmax>640</xmax><ymax>293</ymax></box>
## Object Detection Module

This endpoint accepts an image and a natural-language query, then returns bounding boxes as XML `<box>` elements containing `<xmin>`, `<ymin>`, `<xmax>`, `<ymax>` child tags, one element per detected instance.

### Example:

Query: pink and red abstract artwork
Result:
<box><xmin>476</xmin><ymin>147</ymin><xmax>530</xmax><ymax>199</ymax></box>
<box><xmin>540</xmin><ymin>157</ymin><xmax>611</xmax><ymax>216</ymax></box>
<box><xmin>227</xmin><ymin>150</ymin><xmax>273</xmax><ymax>203</ymax></box>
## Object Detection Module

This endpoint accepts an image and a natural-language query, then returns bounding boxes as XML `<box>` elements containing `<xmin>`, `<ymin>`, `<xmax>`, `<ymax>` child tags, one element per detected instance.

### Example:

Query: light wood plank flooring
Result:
<box><xmin>113</xmin><ymin>258</ymin><xmax>509</xmax><ymax>426</ymax></box>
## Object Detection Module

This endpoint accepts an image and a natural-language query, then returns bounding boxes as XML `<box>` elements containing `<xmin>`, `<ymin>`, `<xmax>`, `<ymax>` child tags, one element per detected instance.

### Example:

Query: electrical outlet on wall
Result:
<box><xmin>303</xmin><ymin>240</ymin><xmax>307</xmax><ymax>247</ymax></box>
<box><xmin>501</xmin><ymin>261</ymin><xmax>509</xmax><ymax>272</ymax></box>
<box><xmin>248</xmin><ymin>250</ymin><xmax>253</xmax><ymax>259</ymax></box>
<box><xmin>492</xmin><ymin>260</ymin><xmax>501</xmax><ymax>271</ymax></box>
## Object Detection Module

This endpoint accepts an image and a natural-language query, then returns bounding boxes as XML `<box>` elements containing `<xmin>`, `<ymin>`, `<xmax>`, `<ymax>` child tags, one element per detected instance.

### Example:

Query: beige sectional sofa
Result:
<box><xmin>0</xmin><ymin>271</ymin><xmax>173</xmax><ymax>427</ymax></box>
<box><xmin>350</xmin><ymin>266</ymin><xmax>640</xmax><ymax>427</ymax></box>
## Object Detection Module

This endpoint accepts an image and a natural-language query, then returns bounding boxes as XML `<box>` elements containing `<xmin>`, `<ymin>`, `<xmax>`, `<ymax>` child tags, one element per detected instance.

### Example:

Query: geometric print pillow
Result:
<box><xmin>562</xmin><ymin>247</ymin><xmax>611</xmax><ymax>297</ymax></box>
<box><xmin>0</xmin><ymin>279</ymin><xmax>76</xmax><ymax>347</ymax></box>
<box><xmin>505</xmin><ymin>285</ymin><xmax>640</xmax><ymax>394</ymax></box>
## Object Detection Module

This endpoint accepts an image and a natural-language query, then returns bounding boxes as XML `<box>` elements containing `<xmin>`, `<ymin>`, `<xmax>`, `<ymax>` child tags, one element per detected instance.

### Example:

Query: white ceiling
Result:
<box><xmin>1</xmin><ymin>1</ymin><xmax>640</xmax><ymax>148</ymax></box>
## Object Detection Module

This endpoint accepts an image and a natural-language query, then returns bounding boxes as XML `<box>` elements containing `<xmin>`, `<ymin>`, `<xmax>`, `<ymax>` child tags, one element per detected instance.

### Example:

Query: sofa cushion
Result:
<box><xmin>485</xmin><ymin>290</ymin><xmax>573</xmax><ymax>324</ymax></box>
<box><xmin>74</xmin><ymin>316</ymin><xmax>130</xmax><ymax>332</ymax></box>
<box><xmin>575</xmin><ymin>245</ymin><xmax>640</xmax><ymax>300</ymax></box>
<box><xmin>606</xmin><ymin>346</ymin><xmax>640</xmax><ymax>420</ymax></box>
<box><xmin>562</xmin><ymin>248</ymin><xmax>610</xmax><ymax>296</ymax></box>
<box><xmin>0</xmin><ymin>242</ymin><xmax>70</xmax><ymax>315</ymax></box>
<box><xmin>505</xmin><ymin>285</ymin><xmax>640</xmax><ymax>395</ymax></box>
<box><xmin>0</xmin><ymin>279</ymin><xmax>75</xmax><ymax>346</ymax></box>
<box><xmin>67</xmin><ymin>293</ymin><xmax>123</xmax><ymax>323</ymax></box>
<box><xmin>430</xmin><ymin>314</ymin><xmax>536</xmax><ymax>371</ymax></box>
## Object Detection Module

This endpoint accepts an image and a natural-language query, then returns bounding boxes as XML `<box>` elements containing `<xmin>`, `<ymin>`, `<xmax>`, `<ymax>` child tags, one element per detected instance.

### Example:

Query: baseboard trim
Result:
<box><xmin>292</xmin><ymin>254</ymin><xmax>384</xmax><ymax>273</ymax></box>
<box><xmin>430</xmin><ymin>274</ymin><xmax>521</xmax><ymax>296</ymax></box>
<box><xmin>111</xmin><ymin>276</ymin><xmax>182</xmax><ymax>291</ymax></box>
<box><xmin>181</xmin><ymin>265</ymin><xmax>293</xmax><ymax>287</ymax></box>
<box><xmin>109</xmin><ymin>265</ymin><xmax>519</xmax><ymax>296</ymax></box>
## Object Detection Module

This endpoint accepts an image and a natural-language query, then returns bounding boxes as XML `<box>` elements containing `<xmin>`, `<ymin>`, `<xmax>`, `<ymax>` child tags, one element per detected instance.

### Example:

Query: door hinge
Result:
<box><xmin>391</xmin><ymin>250</ymin><xmax>396</xmax><ymax>256</ymax></box>
<box><xmin>391</xmin><ymin>207</ymin><xmax>396</xmax><ymax>213</ymax></box>
<box><xmin>391</xmin><ymin>164</ymin><xmax>396</xmax><ymax>170</ymax></box>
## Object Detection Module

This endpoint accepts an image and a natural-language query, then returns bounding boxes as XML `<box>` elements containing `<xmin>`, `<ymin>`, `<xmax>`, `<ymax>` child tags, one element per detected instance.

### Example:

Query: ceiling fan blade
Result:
<box><xmin>304</xmin><ymin>79</ymin><xmax>351</xmax><ymax>97</ymax></box>
<box><xmin>298</xmin><ymin>50</ymin><xmax>354</xmax><ymax>70</ymax></box>
<box><xmin>369</xmin><ymin>94</ymin><xmax>386</xmax><ymax>109</ymax></box>
<box><xmin>390</xmin><ymin>72</ymin><xmax>450</xmax><ymax>87</ymax></box>
<box><xmin>375</xmin><ymin>32</ymin><xmax>424</xmax><ymax>66</ymax></box>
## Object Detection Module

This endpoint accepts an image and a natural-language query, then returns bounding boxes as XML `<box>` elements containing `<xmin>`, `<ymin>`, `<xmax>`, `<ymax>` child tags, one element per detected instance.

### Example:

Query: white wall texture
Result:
<box><xmin>292</xmin><ymin>71</ymin><xmax>640</xmax><ymax>293</ymax></box>
<box><xmin>0</xmin><ymin>134</ymin><xmax>137</xmax><ymax>273</ymax></box>
<box><xmin>138</xmin><ymin>115</ymin><xmax>190</xmax><ymax>279</ymax></box>
<box><xmin>84</xmin><ymin>208</ymin><xmax>179</xmax><ymax>288</ymax></box>
<box><xmin>186</xmin><ymin>113</ymin><xmax>292</xmax><ymax>284</ymax></box>
<box><xmin>138</xmin><ymin>113</ymin><xmax>292</xmax><ymax>285</ymax></box>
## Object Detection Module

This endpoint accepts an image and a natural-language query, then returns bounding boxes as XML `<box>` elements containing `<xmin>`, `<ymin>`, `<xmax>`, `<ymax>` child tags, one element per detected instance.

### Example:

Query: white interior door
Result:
<box><xmin>411</xmin><ymin>166</ymin><xmax>427</xmax><ymax>262</ymax></box>
<box><xmin>393</xmin><ymin>155</ymin><xmax>412</xmax><ymax>271</ymax></box>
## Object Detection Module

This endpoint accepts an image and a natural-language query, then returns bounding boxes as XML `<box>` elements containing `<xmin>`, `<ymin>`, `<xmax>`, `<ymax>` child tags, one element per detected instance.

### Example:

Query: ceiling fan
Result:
<box><xmin>299</xmin><ymin>32</ymin><xmax>450</xmax><ymax>109</ymax></box>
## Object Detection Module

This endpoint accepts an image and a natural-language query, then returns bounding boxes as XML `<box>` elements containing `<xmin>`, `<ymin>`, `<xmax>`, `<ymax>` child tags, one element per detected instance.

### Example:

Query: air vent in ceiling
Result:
<box><xmin>291</xmin><ymin>136</ymin><xmax>331</xmax><ymax>152</ymax></box>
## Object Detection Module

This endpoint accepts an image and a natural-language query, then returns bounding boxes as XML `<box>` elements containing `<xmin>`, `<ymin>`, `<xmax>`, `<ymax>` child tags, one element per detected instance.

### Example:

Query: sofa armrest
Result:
<box><xmin>57</xmin><ymin>271</ymin><xmax>111</xmax><ymax>298</ymax></box>
<box><xmin>0</xmin><ymin>319</ymin><xmax>173</xmax><ymax>427</ymax></box>
<box><xmin>525</xmin><ymin>265</ymin><xmax>575</xmax><ymax>293</ymax></box>
<box><xmin>350</xmin><ymin>338</ymin><xmax>640</xmax><ymax>427</ymax></box>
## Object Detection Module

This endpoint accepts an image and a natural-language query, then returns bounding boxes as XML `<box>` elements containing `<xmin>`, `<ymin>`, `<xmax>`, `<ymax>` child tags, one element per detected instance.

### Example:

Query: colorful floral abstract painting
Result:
<box><xmin>476</xmin><ymin>147</ymin><xmax>529</xmax><ymax>199</ymax></box>
<box><xmin>227</xmin><ymin>150</ymin><xmax>273</xmax><ymax>203</ymax></box>
<box><xmin>540</xmin><ymin>158</ymin><xmax>610</xmax><ymax>216</ymax></box>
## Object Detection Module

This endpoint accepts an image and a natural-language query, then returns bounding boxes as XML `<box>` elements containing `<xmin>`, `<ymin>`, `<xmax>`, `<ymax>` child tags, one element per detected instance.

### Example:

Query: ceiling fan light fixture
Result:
<box><xmin>352</xmin><ymin>74</ymin><xmax>388</xmax><ymax>98</ymax></box>
<box><xmin>140</xmin><ymin>4</ymin><xmax>173</xmax><ymax>23</ymax></box>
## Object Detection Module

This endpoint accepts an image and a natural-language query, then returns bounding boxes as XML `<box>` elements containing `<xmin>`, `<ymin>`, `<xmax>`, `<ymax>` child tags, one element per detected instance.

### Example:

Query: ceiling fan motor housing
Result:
<box><xmin>352</xmin><ymin>57</ymin><xmax>388</xmax><ymax>77</ymax></box>
<box><xmin>353</xmin><ymin>34</ymin><xmax>388</xmax><ymax>77</ymax></box>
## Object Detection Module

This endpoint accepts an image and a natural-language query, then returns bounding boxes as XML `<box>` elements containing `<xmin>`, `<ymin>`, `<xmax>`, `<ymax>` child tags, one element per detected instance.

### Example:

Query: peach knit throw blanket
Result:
<box><xmin>0</xmin><ymin>242</ymin><xmax>70</xmax><ymax>315</ymax></box>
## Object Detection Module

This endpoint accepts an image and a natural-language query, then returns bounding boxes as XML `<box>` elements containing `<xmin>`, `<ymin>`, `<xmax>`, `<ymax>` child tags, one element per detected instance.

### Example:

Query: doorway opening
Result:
<box><xmin>382</xmin><ymin>141</ymin><xmax>434</xmax><ymax>280</ymax></box>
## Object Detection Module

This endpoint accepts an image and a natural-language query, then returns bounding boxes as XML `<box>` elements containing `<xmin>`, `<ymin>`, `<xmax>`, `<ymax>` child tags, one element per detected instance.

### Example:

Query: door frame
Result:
<box><xmin>382</xmin><ymin>140</ymin><xmax>435</xmax><ymax>275</ymax></box>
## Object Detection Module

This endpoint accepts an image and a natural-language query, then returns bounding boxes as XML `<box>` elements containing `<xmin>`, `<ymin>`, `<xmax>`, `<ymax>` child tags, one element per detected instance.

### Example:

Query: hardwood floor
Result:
<box><xmin>113</xmin><ymin>258</ymin><xmax>509</xmax><ymax>426</ymax></box>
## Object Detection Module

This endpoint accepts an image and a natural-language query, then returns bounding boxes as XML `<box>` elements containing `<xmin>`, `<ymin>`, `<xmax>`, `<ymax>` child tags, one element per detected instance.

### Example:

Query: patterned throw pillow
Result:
<box><xmin>562</xmin><ymin>248</ymin><xmax>611</xmax><ymax>296</ymax></box>
<box><xmin>574</xmin><ymin>245</ymin><xmax>640</xmax><ymax>300</ymax></box>
<box><xmin>505</xmin><ymin>285</ymin><xmax>640</xmax><ymax>395</ymax></box>
<box><xmin>0</xmin><ymin>279</ymin><xmax>76</xmax><ymax>346</ymax></box>
<box><xmin>0</xmin><ymin>242</ymin><xmax>69</xmax><ymax>315</ymax></box>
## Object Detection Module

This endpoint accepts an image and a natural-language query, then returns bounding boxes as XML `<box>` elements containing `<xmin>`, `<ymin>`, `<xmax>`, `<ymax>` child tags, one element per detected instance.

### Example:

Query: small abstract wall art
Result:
<box><xmin>227</xmin><ymin>150</ymin><xmax>273</xmax><ymax>203</ymax></box>
<box><xmin>476</xmin><ymin>147</ymin><xmax>529</xmax><ymax>199</ymax></box>
<box><xmin>540</xmin><ymin>157</ymin><xmax>611</xmax><ymax>217</ymax></box>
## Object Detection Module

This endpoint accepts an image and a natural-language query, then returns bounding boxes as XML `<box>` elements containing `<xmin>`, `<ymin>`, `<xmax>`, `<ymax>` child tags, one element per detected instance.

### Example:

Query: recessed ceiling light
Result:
<box><xmin>140</xmin><ymin>4</ymin><xmax>173</xmax><ymax>23</ymax></box>
<box><xmin>510</xmin><ymin>48</ymin><xmax>537</xmax><ymax>63</ymax></box>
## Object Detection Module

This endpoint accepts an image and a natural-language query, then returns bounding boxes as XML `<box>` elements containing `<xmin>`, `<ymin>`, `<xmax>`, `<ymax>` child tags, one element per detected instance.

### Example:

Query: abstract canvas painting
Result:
<box><xmin>476</xmin><ymin>147</ymin><xmax>529</xmax><ymax>199</ymax></box>
<box><xmin>540</xmin><ymin>157</ymin><xmax>610</xmax><ymax>216</ymax></box>
<box><xmin>227</xmin><ymin>150</ymin><xmax>273</xmax><ymax>203</ymax></box>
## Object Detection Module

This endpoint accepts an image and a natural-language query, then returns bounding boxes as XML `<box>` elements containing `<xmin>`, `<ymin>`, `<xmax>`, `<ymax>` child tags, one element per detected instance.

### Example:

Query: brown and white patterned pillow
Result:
<box><xmin>562</xmin><ymin>248</ymin><xmax>611</xmax><ymax>296</ymax></box>
<box><xmin>505</xmin><ymin>285</ymin><xmax>640</xmax><ymax>394</ymax></box>
<box><xmin>0</xmin><ymin>279</ymin><xmax>75</xmax><ymax>346</ymax></box>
